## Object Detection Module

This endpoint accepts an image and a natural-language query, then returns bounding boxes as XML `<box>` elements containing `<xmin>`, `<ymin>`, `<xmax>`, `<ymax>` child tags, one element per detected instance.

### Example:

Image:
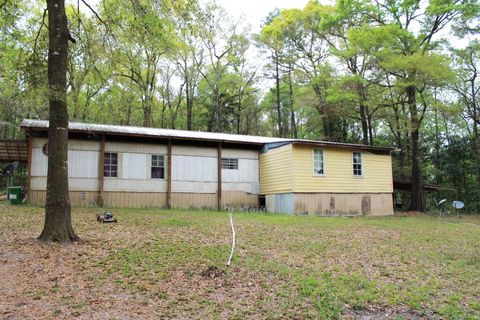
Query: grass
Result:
<box><xmin>1</xmin><ymin>204</ymin><xmax>479</xmax><ymax>319</ymax></box>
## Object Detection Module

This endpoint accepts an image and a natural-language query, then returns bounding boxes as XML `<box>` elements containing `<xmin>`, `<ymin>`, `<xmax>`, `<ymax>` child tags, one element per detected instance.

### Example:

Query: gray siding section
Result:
<box><xmin>30</xmin><ymin>137</ymin><xmax>260</xmax><ymax>195</ymax></box>
<box><xmin>266</xmin><ymin>193</ymin><xmax>294</xmax><ymax>214</ymax></box>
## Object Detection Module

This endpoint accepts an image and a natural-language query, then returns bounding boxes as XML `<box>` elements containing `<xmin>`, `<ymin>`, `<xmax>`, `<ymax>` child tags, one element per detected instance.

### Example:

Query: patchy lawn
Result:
<box><xmin>1</xmin><ymin>204</ymin><xmax>479</xmax><ymax>319</ymax></box>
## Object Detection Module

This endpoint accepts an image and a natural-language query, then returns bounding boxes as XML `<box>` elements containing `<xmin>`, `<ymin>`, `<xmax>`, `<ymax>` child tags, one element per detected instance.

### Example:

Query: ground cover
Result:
<box><xmin>1</xmin><ymin>204</ymin><xmax>479</xmax><ymax>319</ymax></box>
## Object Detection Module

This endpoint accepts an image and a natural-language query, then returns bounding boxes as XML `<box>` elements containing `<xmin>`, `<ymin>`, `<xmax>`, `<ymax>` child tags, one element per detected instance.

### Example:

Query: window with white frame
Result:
<box><xmin>151</xmin><ymin>154</ymin><xmax>165</xmax><ymax>179</ymax></box>
<box><xmin>104</xmin><ymin>152</ymin><xmax>118</xmax><ymax>177</ymax></box>
<box><xmin>221</xmin><ymin>158</ymin><xmax>239</xmax><ymax>170</ymax></box>
<box><xmin>353</xmin><ymin>151</ymin><xmax>363</xmax><ymax>176</ymax></box>
<box><xmin>313</xmin><ymin>149</ymin><xmax>324</xmax><ymax>175</ymax></box>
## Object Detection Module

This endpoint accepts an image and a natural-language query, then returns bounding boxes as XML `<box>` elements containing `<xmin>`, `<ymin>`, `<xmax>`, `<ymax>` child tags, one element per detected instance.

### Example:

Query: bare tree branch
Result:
<box><xmin>81</xmin><ymin>0</ymin><xmax>105</xmax><ymax>24</ymax></box>
<box><xmin>33</xmin><ymin>9</ymin><xmax>48</xmax><ymax>53</ymax></box>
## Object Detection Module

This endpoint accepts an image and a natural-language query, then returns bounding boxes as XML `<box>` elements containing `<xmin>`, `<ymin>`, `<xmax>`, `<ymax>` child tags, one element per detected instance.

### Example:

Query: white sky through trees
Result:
<box><xmin>215</xmin><ymin>0</ymin><xmax>311</xmax><ymax>32</ymax></box>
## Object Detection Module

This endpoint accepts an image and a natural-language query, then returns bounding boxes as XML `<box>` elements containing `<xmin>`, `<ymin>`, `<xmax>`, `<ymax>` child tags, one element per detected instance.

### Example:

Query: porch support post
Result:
<box><xmin>217</xmin><ymin>142</ymin><xmax>222</xmax><ymax>210</ymax></box>
<box><xmin>26</xmin><ymin>131</ymin><xmax>32</xmax><ymax>201</ymax></box>
<box><xmin>167</xmin><ymin>138</ymin><xmax>172</xmax><ymax>208</ymax></box>
<box><xmin>98</xmin><ymin>134</ymin><xmax>105</xmax><ymax>207</ymax></box>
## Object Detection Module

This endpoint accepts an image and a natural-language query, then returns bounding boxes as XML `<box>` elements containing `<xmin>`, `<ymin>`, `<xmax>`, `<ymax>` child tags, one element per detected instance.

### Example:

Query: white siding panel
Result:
<box><xmin>32</xmin><ymin>148</ymin><xmax>99</xmax><ymax>178</ymax></box>
<box><xmin>30</xmin><ymin>177</ymin><xmax>99</xmax><ymax>191</ymax></box>
<box><xmin>173</xmin><ymin>145</ymin><xmax>217</xmax><ymax>157</ymax></box>
<box><xmin>32</xmin><ymin>138</ymin><xmax>100</xmax><ymax>151</ymax></box>
<box><xmin>172</xmin><ymin>155</ymin><xmax>217</xmax><ymax>182</ymax></box>
<box><xmin>31</xmin><ymin>148</ymin><xmax>48</xmax><ymax>176</ymax></box>
<box><xmin>70</xmin><ymin>178</ymin><xmax>99</xmax><ymax>191</ymax></box>
<box><xmin>68</xmin><ymin>150</ymin><xmax>99</xmax><ymax>178</ymax></box>
<box><xmin>172</xmin><ymin>181</ymin><xmax>217</xmax><ymax>193</ymax></box>
<box><xmin>223</xmin><ymin>182</ymin><xmax>259</xmax><ymax>194</ymax></box>
<box><xmin>122</xmin><ymin>153</ymin><xmax>148</xmax><ymax>180</ymax></box>
<box><xmin>69</xmin><ymin>140</ymin><xmax>100</xmax><ymax>151</ymax></box>
<box><xmin>32</xmin><ymin>138</ymin><xmax>48</xmax><ymax>148</ymax></box>
<box><xmin>31</xmin><ymin>177</ymin><xmax>47</xmax><ymax>190</ymax></box>
<box><xmin>222</xmin><ymin>158</ymin><xmax>258</xmax><ymax>183</ymax></box>
<box><xmin>104</xmin><ymin>179</ymin><xmax>167</xmax><ymax>192</ymax></box>
<box><xmin>106</xmin><ymin>142</ymin><xmax>167</xmax><ymax>154</ymax></box>
<box><xmin>222</xmin><ymin>148</ymin><xmax>258</xmax><ymax>160</ymax></box>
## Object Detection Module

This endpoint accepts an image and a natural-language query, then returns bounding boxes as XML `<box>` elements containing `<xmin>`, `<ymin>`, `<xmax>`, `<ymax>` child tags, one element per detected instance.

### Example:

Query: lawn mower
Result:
<box><xmin>96</xmin><ymin>211</ymin><xmax>118</xmax><ymax>223</ymax></box>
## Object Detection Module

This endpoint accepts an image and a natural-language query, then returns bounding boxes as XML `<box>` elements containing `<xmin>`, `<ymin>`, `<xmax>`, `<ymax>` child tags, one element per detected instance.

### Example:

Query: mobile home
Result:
<box><xmin>21</xmin><ymin>119</ymin><xmax>395</xmax><ymax>216</ymax></box>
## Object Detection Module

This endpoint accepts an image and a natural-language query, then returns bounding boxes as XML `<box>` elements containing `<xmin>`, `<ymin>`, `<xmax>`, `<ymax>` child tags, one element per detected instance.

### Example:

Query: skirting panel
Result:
<box><xmin>222</xmin><ymin>191</ymin><xmax>258</xmax><ymax>209</ymax></box>
<box><xmin>28</xmin><ymin>190</ymin><xmax>166</xmax><ymax>208</ymax></box>
<box><xmin>264</xmin><ymin>193</ymin><xmax>393</xmax><ymax>216</ymax></box>
<box><xmin>171</xmin><ymin>193</ymin><xmax>217</xmax><ymax>209</ymax></box>
<box><xmin>103</xmin><ymin>192</ymin><xmax>167</xmax><ymax>208</ymax></box>
<box><xmin>29</xmin><ymin>190</ymin><xmax>102</xmax><ymax>207</ymax></box>
<box><xmin>294</xmin><ymin>193</ymin><xmax>393</xmax><ymax>216</ymax></box>
<box><xmin>28</xmin><ymin>190</ymin><xmax>259</xmax><ymax>210</ymax></box>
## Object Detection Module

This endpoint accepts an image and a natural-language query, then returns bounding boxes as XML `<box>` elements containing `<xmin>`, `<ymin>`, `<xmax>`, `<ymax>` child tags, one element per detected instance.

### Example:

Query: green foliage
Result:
<box><xmin>2</xmin><ymin>0</ymin><xmax>480</xmax><ymax>209</ymax></box>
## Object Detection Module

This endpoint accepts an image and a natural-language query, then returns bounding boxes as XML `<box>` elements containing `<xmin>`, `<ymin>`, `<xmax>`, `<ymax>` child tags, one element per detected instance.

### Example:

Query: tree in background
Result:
<box><xmin>2</xmin><ymin>0</ymin><xmax>480</xmax><ymax>213</ymax></box>
<box><xmin>452</xmin><ymin>41</ymin><xmax>480</xmax><ymax>200</ymax></box>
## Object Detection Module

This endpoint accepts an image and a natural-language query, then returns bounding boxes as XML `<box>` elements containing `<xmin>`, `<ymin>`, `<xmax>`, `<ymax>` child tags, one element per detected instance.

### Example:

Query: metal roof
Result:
<box><xmin>21</xmin><ymin>119</ymin><xmax>395</xmax><ymax>152</ymax></box>
<box><xmin>21</xmin><ymin>119</ymin><xmax>291</xmax><ymax>145</ymax></box>
<box><xmin>0</xmin><ymin>140</ymin><xmax>28</xmax><ymax>163</ymax></box>
<box><xmin>393</xmin><ymin>179</ymin><xmax>457</xmax><ymax>192</ymax></box>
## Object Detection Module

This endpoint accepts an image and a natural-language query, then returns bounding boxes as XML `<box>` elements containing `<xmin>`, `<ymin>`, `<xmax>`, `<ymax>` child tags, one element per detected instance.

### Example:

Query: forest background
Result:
<box><xmin>1</xmin><ymin>0</ymin><xmax>479</xmax><ymax>212</ymax></box>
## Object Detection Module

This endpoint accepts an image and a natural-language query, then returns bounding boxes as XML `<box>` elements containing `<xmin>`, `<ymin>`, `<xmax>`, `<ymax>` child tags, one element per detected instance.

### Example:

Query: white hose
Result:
<box><xmin>226</xmin><ymin>213</ymin><xmax>236</xmax><ymax>266</ymax></box>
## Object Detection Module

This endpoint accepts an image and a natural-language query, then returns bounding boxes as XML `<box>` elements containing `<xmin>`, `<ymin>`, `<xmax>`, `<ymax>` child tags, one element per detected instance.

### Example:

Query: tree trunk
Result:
<box><xmin>470</xmin><ymin>75</ymin><xmax>480</xmax><ymax>196</ymax></box>
<box><xmin>407</xmin><ymin>86</ymin><xmax>425</xmax><ymax>212</ymax></box>
<box><xmin>185</xmin><ymin>59</ymin><xmax>193</xmax><ymax>130</ymax></box>
<box><xmin>274</xmin><ymin>52</ymin><xmax>282</xmax><ymax>137</ymax></box>
<box><xmin>359</xmin><ymin>103</ymin><xmax>369</xmax><ymax>145</ymax></box>
<box><xmin>474</xmin><ymin>131</ymin><xmax>480</xmax><ymax>194</ymax></box>
<box><xmin>143</xmin><ymin>96</ymin><xmax>153</xmax><ymax>127</ymax></box>
<box><xmin>288</xmin><ymin>68</ymin><xmax>297</xmax><ymax>139</ymax></box>
<box><xmin>322</xmin><ymin>104</ymin><xmax>333</xmax><ymax>140</ymax></box>
<box><xmin>367</xmin><ymin>111</ymin><xmax>374</xmax><ymax>145</ymax></box>
<box><xmin>434</xmin><ymin>106</ymin><xmax>442</xmax><ymax>184</ymax></box>
<box><xmin>38</xmin><ymin>0</ymin><xmax>78</xmax><ymax>242</ymax></box>
<box><xmin>237</xmin><ymin>92</ymin><xmax>241</xmax><ymax>134</ymax></box>
<box><xmin>357</xmin><ymin>83</ymin><xmax>369</xmax><ymax>145</ymax></box>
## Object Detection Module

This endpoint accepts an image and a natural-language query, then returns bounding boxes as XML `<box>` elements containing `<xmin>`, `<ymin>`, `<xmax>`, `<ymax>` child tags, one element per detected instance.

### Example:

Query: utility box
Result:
<box><xmin>8</xmin><ymin>186</ymin><xmax>23</xmax><ymax>205</ymax></box>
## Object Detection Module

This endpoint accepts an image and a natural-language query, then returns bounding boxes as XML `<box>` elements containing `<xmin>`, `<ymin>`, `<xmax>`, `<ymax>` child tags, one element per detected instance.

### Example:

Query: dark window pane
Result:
<box><xmin>104</xmin><ymin>152</ymin><xmax>118</xmax><ymax>177</ymax></box>
<box><xmin>221</xmin><ymin>158</ymin><xmax>238</xmax><ymax>170</ymax></box>
<box><xmin>151</xmin><ymin>155</ymin><xmax>165</xmax><ymax>179</ymax></box>
<box><xmin>151</xmin><ymin>167</ymin><xmax>164</xmax><ymax>179</ymax></box>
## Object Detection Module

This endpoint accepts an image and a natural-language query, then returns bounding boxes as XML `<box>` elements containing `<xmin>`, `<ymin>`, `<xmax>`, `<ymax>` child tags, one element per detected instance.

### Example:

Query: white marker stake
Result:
<box><xmin>226</xmin><ymin>213</ymin><xmax>236</xmax><ymax>266</ymax></box>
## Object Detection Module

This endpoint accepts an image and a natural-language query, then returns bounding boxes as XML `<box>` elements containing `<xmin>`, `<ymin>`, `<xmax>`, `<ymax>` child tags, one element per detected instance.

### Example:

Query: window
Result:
<box><xmin>353</xmin><ymin>152</ymin><xmax>363</xmax><ymax>176</ymax></box>
<box><xmin>313</xmin><ymin>149</ymin><xmax>324</xmax><ymax>175</ymax></box>
<box><xmin>221</xmin><ymin>158</ymin><xmax>239</xmax><ymax>170</ymax></box>
<box><xmin>151</xmin><ymin>155</ymin><xmax>165</xmax><ymax>179</ymax></box>
<box><xmin>104</xmin><ymin>152</ymin><xmax>118</xmax><ymax>177</ymax></box>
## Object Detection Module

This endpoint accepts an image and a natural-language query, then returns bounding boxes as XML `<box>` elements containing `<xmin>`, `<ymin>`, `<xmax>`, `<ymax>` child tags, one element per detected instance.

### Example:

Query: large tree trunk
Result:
<box><xmin>407</xmin><ymin>86</ymin><xmax>425</xmax><ymax>212</ymax></box>
<box><xmin>38</xmin><ymin>0</ymin><xmax>78</xmax><ymax>242</ymax></box>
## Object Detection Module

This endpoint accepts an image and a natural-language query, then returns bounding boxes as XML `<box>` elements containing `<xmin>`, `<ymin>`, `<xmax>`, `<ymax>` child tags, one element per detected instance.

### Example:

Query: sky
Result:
<box><xmin>215</xmin><ymin>0</ymin><xmax>311</xmax><ymax>32</ymax></box>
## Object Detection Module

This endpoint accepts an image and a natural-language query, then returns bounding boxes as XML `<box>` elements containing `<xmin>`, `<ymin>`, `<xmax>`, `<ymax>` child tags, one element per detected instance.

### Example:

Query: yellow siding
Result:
<box><xmin>292</xmin><ymin>145</ymin><xmax>393</xmax><ymax>193</ymax></box>
<box><xmin>259</xmin><ymin>144</ymin><xmax>293</xmax><ymax>194</ymax></box>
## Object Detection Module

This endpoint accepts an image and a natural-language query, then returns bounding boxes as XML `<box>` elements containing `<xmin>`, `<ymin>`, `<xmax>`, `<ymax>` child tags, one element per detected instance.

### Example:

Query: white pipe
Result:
<box><xmin>226</xmin><ymin>213</ymin><xmax>236</xmax><ymax>266</ymax></box>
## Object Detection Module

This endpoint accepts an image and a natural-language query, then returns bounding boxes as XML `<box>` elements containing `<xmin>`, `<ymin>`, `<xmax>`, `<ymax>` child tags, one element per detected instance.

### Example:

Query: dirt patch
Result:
<box><xmin>344</xmin><ymin>307</ymin><xmax>432</xmax><ymax>320</ymax></box>
<box><xmin>200</xmin><ymin>265</ymin><xmax>225</xmax><ymax>279</ymax></box>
